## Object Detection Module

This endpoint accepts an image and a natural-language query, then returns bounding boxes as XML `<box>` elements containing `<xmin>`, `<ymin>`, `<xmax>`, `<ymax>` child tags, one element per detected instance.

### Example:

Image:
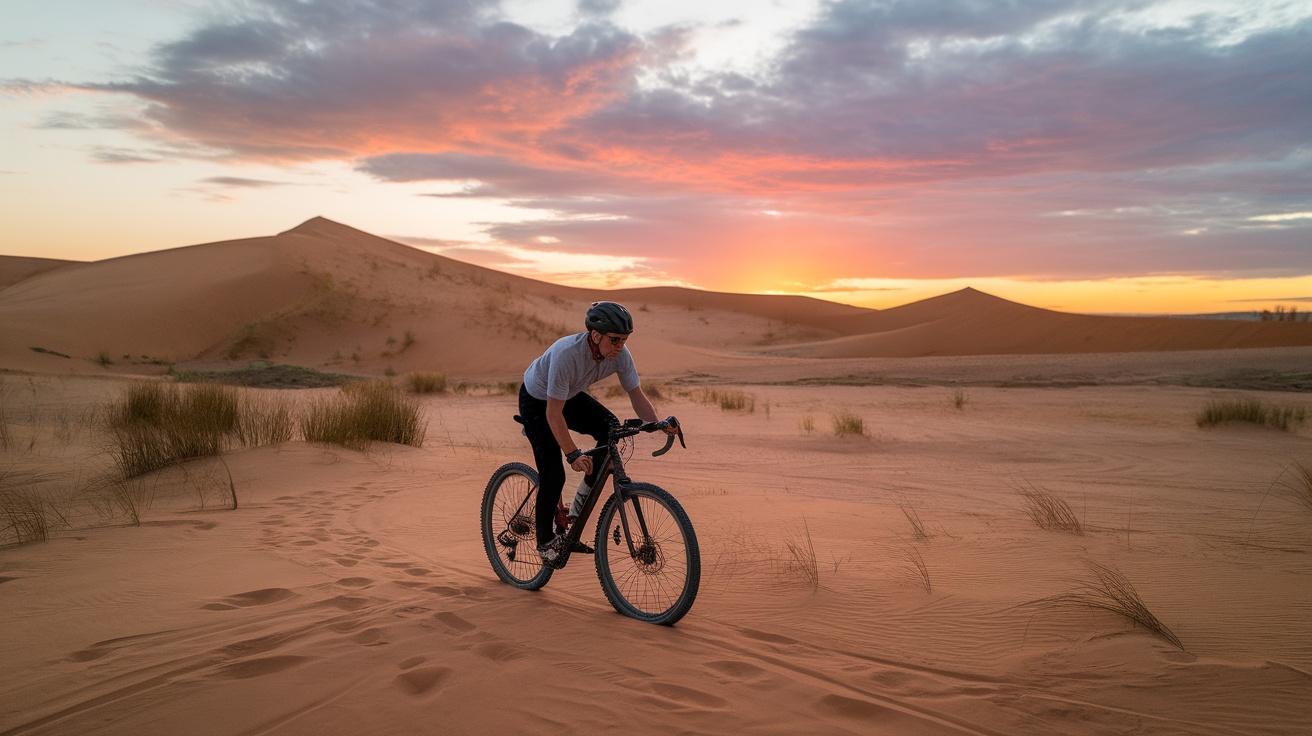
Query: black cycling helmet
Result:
<box><xmin>585</xmin><ymin>301</ymin><xmax>633</xmax><ymax>335</ymax></box>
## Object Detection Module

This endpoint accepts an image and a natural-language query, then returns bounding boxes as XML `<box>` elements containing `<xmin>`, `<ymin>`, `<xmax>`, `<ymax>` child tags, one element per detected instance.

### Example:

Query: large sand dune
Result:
<box><xmin>4</xmin><ymin>217</ymin><xmax>1311</xmax><ymax>379</ymax></box>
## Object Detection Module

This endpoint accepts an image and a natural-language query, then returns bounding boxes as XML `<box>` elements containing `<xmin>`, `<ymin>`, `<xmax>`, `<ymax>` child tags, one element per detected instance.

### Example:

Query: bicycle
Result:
<box><xmin>480</xmin><ymin>416</ymin><xmax>700</xmax><ymax>625</ymax></box>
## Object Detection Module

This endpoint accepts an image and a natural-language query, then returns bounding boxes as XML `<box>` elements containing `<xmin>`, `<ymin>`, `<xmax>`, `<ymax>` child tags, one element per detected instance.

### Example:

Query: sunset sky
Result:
<box><xmin>2</xmin><ymin>0</ymin><xmax>1310</xmax><ymax>314</ymax></box>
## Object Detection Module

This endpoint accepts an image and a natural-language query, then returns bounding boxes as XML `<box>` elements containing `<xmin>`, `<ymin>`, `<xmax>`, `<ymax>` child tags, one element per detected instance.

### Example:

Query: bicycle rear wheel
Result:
<box><xmin>481</xmin><ymin>462</ymin><xmax>553</xmax><ymax>590</ymax></box>
<box><xmin>595</xmin><ymin>483</ymin><xmax>699</xmax><ymax>625</ymax></box>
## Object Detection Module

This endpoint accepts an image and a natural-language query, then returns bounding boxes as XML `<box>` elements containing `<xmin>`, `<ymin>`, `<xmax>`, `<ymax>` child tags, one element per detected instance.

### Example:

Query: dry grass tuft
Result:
<box><xmin>1279</xmin><ymin>461</ymin><xmax>1312</xmax><ymax>512</ymax></box>
<box><xmin>1018</xmin><ymin>482</ymin><xmax>1084</xmax><ymax>535</ymax></box>
<box><xmin>0</xmin><ymin>469</ymin><xmax>62</xmax><ymax>546</ymax></box>
<box><xmin>906</xmin><ymin>546</ymin><xmax>931</xmax><ymax>593</ymax></box>
<box><xmin>898</xmin><ymin>498</ymin><xmax>930</xmax><ymax>541</ymax></box>
<box><xmin>831</xmin><ymin>410</ymin><xmax>867</xmax><ymax>437</ymax></box>
<box><xmin>1196</xmin><ymin>398</ymin><xmax>1306</xmax><ymax>431</ymax></box>
<box><xmin>405</xmin><ymin>371</ymin><xmax>448</xmax><ymax>394</ymax></box>
<box><xmin>104</xmin><ymin>383</ymin><xmax>239</xmax><ymax>478</ymax></box>
<box><xmin>683</xmin><ymin>388</ymin><xmax>755</xmax><ymax>413</ymax></box>
<box><xmin>301</xmin><ymin>380</ymin><xmax>426</xmax><ymax>450</ymax></box>
<box><xmin>952</xmin><ymin>389</ymin><xmax>967</xmax><ymax>410</ymax></box>
<box><xmin>781</xmin><ymin>515</ymin><xmax>820</xmax><ymax>590</ymax></box>
<box><xmin>798</xmin><ymin>413</ymin><xmax>815</xmax><ymax>434</ymax></box>
<box><xmin>1041</xmin><ymin>561</ymin><xmax>1182</xmax><ymax>649</ymax></box>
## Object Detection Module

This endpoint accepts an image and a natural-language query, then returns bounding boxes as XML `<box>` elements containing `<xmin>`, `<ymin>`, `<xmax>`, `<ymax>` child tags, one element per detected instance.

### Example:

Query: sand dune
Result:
<box><xmin>763</xmin><ymin>288</ymin><xmax>1312</xmax><ymax>358</ymax></box>
<box><xmin>5</xmin><ymin>218</ymin><xmax>1311</xmax><ymax>379</ymax></box>
<box><xmin>2</xmin><ymin>376</ymin><xmax>1310</xmax><ymax>735</ymax></box>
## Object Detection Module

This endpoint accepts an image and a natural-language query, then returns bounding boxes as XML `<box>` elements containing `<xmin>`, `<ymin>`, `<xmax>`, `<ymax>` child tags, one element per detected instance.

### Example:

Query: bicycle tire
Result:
<box><xmin>594</xmin><ymin>483</ymin><xmax>700</xmax><ymax>625</ymax></box>
<box><xmin>481</xmin><ymin>462</ymin><xmax>554</xmax><ymax>590</ymax></box>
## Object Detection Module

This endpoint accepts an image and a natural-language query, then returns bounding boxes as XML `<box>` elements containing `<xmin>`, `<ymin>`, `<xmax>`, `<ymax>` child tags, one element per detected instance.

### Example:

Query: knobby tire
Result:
<box><xmin>481</xmin><ymin>462</ymin><xmax>554</xmax><ymax>590</ymax></box>
<box><xmin>594</xmin><ymin>483</ymin><xmax>700</xmax><ymax>625</ymax></box>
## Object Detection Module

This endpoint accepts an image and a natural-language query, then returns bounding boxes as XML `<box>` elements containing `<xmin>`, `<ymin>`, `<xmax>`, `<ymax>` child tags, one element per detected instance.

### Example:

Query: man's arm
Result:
<box><xmin>627</xmin><ymin>386</ymin><xmax>660</xmax><ymax>424</ymax></box>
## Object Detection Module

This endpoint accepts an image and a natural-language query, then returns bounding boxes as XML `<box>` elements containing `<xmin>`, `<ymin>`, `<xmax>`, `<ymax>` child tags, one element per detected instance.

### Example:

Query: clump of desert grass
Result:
<box><xmin>301</xmin><ymin>380</ymin><xmax>426</xmax><ymax>450</ymax></box>
<box><xmin>1018</xmin><ymin>482</ymin><xmax>1084</xmax><ymax>535</ymax></box>
<box><xmin>905</xmin><ymin>546</ymin><xmax>931</xmax><ymax>593</ymax></box>
<box><xmin>898</xmin><ymin>498</ymin><xmax>931</xmax><ymax>541</ymax></box>
<box><xmin>104</xmin><ymin>382</ymin><xmax>238</xmax><ymax>478</ymax></box>
<box><xmin>683</xmin><ymin>387</ymin><xmax>755</xmax><ymax>413</ymax></box>
<box><xmin>781</xmin><ymin>515</ymin><xmax>820</xmax><ymax>591</ymax></box>
<box><xmin>1196</xmin><ymin>397</ymin><xmax>1306</xmax><ymax>431</ymax></box>
<box><xmin>102</xmin><ymin>382</ymin><xmax>298</xmax><ymax>480</ymax></box>
<box><xmin>1039</xmin><ymin>561</ymin><xmax>1182</xmax><ymax>649</ymax></box>
<box><xmin>405</xmin><ymin>371</ymin><xmax>448</xmax><ymax>394</ymax></box>
<box><xmin>952</xmin><ymin>389</ymin><xmax>967</xmax><ymax>410</ymax></box>
<box><xmin>1273</xmin><ymin>460</ymin><xmax>1312</xmax><ymax>513</ymax></box>
<box><xmin>0</xmin><ymin>469</ymin><xmax>66</xmax><ymax>546</ymax></box>
<box><xmin>798</xmin><ymin>413</ymin><xmax>816</xmax><ymax>434</ymax></box>
<box><xmin>831</xmin><ymin>410</ymin><xmax>867</xmax><ymax>437</ymax></box>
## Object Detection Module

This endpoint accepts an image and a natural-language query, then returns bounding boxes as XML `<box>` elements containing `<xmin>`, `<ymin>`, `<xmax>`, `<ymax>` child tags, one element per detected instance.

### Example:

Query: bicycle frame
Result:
<box><xmin>510</xmin><ymin>418</ymin><xmax>680</xmax><ymax>567</ymax></box>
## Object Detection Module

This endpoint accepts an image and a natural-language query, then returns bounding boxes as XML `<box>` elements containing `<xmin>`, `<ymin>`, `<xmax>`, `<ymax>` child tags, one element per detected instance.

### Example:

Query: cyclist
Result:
<box><xmin>519</xmin><ymin>301</ymin><xmax>672</xmax><ymax>565</ymax></box>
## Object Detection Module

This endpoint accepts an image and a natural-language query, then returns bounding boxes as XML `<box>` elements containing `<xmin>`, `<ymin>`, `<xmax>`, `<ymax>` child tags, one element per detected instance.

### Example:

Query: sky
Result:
<box><xmin>2</xmin><ymin>0</ymin><xmax>1311</xmax><ymax>314</ymax></box>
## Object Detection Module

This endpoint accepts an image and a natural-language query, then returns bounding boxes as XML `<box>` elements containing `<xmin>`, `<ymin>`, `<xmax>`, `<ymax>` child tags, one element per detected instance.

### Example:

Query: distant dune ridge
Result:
<box><xmin>3</xmin><ymin>217</ymin><xmax>1311</xmax><ymax>376</ymax></box>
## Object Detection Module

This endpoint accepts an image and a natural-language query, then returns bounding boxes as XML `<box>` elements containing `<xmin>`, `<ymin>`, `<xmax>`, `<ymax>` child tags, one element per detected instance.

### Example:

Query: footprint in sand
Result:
<box><xmin>403</xmin><ymin>568</ymin><xmax>431</xmax><ymax>577</ymax></box>
<box><xmin>474</xmin><ymin>641</ymin><xmax>527</xmax><ymax>663</ymax></box>
<box><xmin>337</xmin><ymin>577</ymin><xmax>374</xmax><ymax>588</ymax></box>
<box><xmin>736</xmin><ymin>628</ymin><xmax>798</xmax><ymax>645</ymax></box>
<box><xmin>431</xmin><ymin>611</ymin><xmax>477</xmax><ymax>633</ymax></box>
<box><xmin>212</xmin><ymin>655</ymin><xmax>311</xmax><ymax>680</ymax></box>
<box><xmin>399</xmin><ymin>656</ymin><xmax>427</xmax><ymax>670</ymax></box>
<box><xmin>351</xmin><ymin>628</ymin><xmax>388</xmax><ymax>646</ymax></box>
<box><xmin>426</xmin><ymin>585</ymin><xmax>462</xmax><ymax>597</ymax></box>
<box><xmin>201</xmin><ymin>588</ymin><xmax>297</xmax><ymax>611</ymax></box>
<box><xmin>704</xmin><ymin>660</ymin><xmax>767</xmax><ymax>679</ymax></box>
<box><xmin>315</xmin><ymin>595</ymin><xmax>372</xmax><ymax>611</ymax></box>
<box><xmin>393</xmin><ymin>666</ymin><xmax>452</xmax><ymax>697</ymax></box>
<box><xmin>333</xmin><ymin>557</ymin><xmax>360</xmax><ymax>567</ymax></box>
<box><xmin>648</xmin><ymin>682</ymin><xmax>729</xmax><ymax>709</ymax></box>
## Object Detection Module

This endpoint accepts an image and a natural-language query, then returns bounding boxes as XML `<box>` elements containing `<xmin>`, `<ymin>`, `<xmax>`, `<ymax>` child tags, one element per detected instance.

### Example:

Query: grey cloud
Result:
<box><xmin>201</xmin><ymin>176</ymin><xmax>288</xmax><ymax>187</ymax></box>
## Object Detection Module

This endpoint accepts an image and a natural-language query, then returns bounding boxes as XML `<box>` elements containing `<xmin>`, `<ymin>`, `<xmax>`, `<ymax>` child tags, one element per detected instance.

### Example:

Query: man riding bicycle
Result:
<box><xmin>519</xmin><ymin>301</ymin><xmax>673</xmax><ymax>565</ymax></box>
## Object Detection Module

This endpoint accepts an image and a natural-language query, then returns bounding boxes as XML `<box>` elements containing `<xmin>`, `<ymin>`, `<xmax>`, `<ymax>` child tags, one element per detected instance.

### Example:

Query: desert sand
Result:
<box><xmin>3</xmin><ymin>220</ymin><xmax>1311</xmax><ymax>735</ymax></box>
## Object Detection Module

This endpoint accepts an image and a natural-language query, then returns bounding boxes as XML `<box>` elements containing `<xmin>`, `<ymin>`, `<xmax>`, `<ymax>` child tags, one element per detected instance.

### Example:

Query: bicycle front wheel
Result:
<box><xmin>481</xmin><ymin>462</ymin><xmax>554</xmax><ymax>590</ymax></box>
<box><xmin>595</xmin><ymin>483</ymin><xmax>700</xmax><ymax>625</ymax></box>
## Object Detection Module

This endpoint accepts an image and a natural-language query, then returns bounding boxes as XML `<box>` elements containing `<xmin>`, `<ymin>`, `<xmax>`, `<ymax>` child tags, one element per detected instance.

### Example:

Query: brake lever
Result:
<box><xmin>651</xmin><ymin>416</ymin><xmax>683</xmax><ymax>457</ymax></box>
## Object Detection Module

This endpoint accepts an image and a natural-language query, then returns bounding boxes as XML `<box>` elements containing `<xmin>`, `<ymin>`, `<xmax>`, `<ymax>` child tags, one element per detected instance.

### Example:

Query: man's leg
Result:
<box><xmin>519</xmin><ymin>386</ymin><xmax>565</xmax><ymax>547</ymax></box>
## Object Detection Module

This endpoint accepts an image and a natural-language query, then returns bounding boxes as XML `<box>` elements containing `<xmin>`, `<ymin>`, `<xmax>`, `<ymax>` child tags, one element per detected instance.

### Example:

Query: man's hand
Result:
<box><xmin>570</xmin><ymin>453</ymin><xmax>593</xmax><ymax>475</ymax></box>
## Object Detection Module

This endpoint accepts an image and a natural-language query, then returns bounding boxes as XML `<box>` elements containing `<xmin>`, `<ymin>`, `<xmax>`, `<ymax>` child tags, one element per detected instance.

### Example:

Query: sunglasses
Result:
<box><xmin>600</xmin><ymin>333</ymin><xmax>628</xmax><ymax>347</ymax></box>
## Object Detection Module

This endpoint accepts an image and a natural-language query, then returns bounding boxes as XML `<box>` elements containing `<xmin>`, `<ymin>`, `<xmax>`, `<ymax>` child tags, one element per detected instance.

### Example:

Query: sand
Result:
<box><xmin>3</xmin><ymin>219</ymin><xmax>1311</xmax><ymax>735</ymax></box>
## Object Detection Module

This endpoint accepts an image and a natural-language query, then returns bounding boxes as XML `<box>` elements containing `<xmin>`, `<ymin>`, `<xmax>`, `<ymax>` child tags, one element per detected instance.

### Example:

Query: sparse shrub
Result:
<box><xmin>645</xmin><ymin>383</ymin><xmax>664</xmax><ymax>400</ymax></box>
<box><xmin>235</xmin><ymin>394</ymin><xmax>295</xmax><ymax>446</ymax></box>
<box><xmin>781</xmin><ymin>516</ymin><xmax>820</xmax><ymax>590</ymax></box>
<box><xmin>831</xmin><ymin>410</ymin><xmax>867</xmax><ymax>437</ymax></box>
<box><xmin>96</xmin><ymin>351</ymin><xmax>113</xmax><ymax>367</ymax></box>
<box><xmin>301</xmin><ymin>380</ymin><xmax>426</xmax><ymax>450</ymax></box>
<box><xmin>0</xmin><ymin>470</ymin><xmax>59</xmax><ymax>546</ymax></box>
<box><xmin>105</xmin><ymin>383</ymin><xmax>239</xmax><ymax>478</ymax></box>
<box><xmin>1196</xmin><ymin>398</ymin><xmax>1306</xmax><ymax>431</ymax></box>
<box><xmin>906</xmin><ymin>547</ymin><xmax>931</xmax><ymax>593</ymax></box>
<box><xmin>29</xmin><ymin>347</ymin><xmax>71</xmax><ymax>359</ymax></box>
<box><xmin>401</xmin><ymin>330</ymin><xmax>417</xmax><ymax>351</ymax></box>
<box><xmin>798</xmin><ymin>414</ymin><xmax>815</xmax><ymax>434</ymax></box>
<box><xmin>494</xmin><ymin>381</ymin><xmax>520</xmax><ymax>396</ymax></box>
<box><xmin>899</xmin><ymin>499</ymin><xmax>930</xmax><ymax>541</ymax></box>
<box><xmin>1040</xmin><ymin>561</ymin><xmax>1182</xmax><ymax>649</ymax></box>
<box><xmin>687</xmin><ymin>388</ymin><xmax>755</xmax><ymax>413</ymax></box>
<box><xmin>1279</xmin><ymin>461</ymin><xmax>1312</xmax><ymax>512</ymax></box>
<box><xmin>952</xmin><ymin>389</ymin><xmax>967</xmax><ymax>410</ymax></box>
<box><xmin>104</xmin><ymin>382</ymin><xmax>293</xmax><ymax>479</ymax></box>
<box><xmin>1018</xmin><ymin>483</ymin><xmax>1084</xmax><ymax>535</ymax></box>
<box><xmin>405</xmin><ymin>371</ymin><xmax>448</xmax><ymax>394</ymax></box>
